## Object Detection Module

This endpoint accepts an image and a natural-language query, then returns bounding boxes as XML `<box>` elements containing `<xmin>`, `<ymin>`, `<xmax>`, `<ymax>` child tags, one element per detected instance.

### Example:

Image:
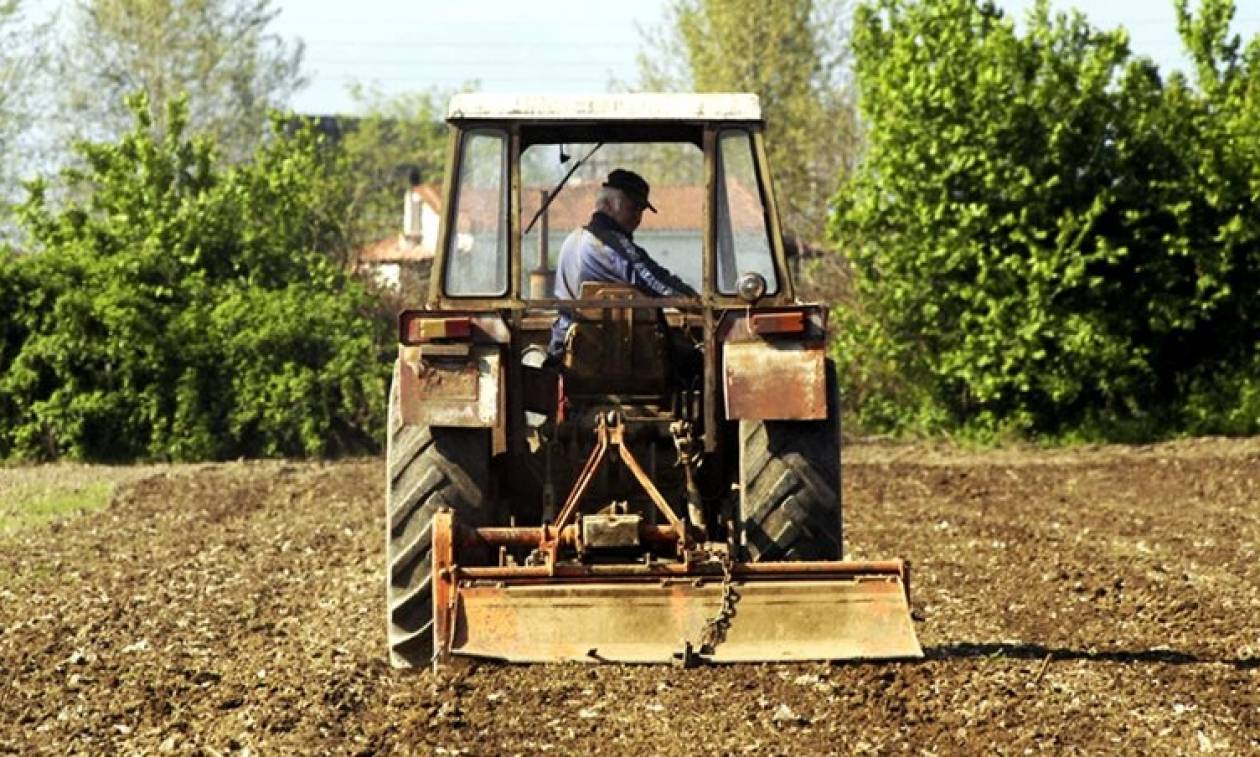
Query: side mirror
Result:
<box><xmin>736</xmin><ymin>272</ymin><xmax>767</xmax><ymax>303</ymax></box>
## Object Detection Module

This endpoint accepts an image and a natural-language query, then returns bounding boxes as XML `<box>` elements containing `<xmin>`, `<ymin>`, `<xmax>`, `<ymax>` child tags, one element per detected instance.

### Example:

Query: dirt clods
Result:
<box><xmin>1</xmin><ymin>443</ymin><xmax>1258</xmax><ymax>753</ymax></box>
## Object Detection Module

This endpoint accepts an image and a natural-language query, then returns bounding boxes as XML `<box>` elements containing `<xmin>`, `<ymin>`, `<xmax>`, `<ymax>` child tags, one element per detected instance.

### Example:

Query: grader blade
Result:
<box><xmin>431</xmin><ymin>511</ymin><xmax>923</xmax><ymax>665</ymax></box>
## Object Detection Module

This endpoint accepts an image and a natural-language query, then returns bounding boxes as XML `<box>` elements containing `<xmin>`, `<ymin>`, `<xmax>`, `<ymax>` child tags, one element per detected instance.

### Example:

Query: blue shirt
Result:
<box><xmin>549</xmin><ymin>212</ymin><xmax>696</xmax><ymax>355</ymax></box>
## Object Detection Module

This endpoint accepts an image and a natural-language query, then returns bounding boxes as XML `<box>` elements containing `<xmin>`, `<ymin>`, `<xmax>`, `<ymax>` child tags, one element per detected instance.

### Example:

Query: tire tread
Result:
<box><xmin>739</xmin><ymin>360</ymin><xmax>842</xmax><ymax>562</ymax></box>
<box><xmin>385</xmin><ymin>364</ymin><xmax>489</xmax><ymax>668</ymax></box>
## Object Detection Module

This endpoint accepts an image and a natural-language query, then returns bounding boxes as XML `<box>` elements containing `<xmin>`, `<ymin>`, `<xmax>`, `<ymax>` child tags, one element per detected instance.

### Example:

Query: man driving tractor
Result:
<box><xmin>547</xmin><ymin>169</ymin><xmax>698</xmax><ymax>360</ymax></box>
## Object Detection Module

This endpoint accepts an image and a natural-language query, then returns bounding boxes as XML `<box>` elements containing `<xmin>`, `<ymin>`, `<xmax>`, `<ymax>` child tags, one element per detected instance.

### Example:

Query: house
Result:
<box><xmin>352</xmin><ymin>183</ymin><xmax>442</xmax><ymax>291</ymax></box>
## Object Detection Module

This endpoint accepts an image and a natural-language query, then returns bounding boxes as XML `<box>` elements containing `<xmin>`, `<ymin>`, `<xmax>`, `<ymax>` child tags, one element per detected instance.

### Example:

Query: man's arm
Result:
<box><xmin>602</xmin><ymin>238</ymin><xmax>698</xmax><ymax>297</ymax></box>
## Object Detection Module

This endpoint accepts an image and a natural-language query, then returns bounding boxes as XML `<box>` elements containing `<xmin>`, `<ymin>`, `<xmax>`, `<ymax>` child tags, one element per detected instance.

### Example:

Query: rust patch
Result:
<box><xmin>432</xmin><ymin>510</ymin><xmax>457</xmax><ymax>669</ymax></box>
<box><xmin>723</xmin><ymin>341</ymin><xmax>826</xmax><ymax>420</ymax></box>
<box><xmin>416</xmin><ymin>361</ymin><xmax>479</xmax><ymax>401</ymax></box>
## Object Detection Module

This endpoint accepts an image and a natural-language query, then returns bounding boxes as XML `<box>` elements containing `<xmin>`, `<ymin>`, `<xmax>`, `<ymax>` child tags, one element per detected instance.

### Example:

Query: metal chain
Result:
<box><xmin>696</xmin><ymin>546</ymin><xmax>739</xmax><ymax>656</ymax></box>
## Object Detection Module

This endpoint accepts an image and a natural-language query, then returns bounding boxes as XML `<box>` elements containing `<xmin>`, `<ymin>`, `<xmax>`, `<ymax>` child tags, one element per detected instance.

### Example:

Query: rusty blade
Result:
<box><xmin>446</xmin><ymin>574</ymin><xmax>923</xmax><ymax>664</ymax></box>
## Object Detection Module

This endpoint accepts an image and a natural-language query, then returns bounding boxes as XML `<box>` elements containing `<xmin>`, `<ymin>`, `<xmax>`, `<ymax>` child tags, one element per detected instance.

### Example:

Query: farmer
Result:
<box><xmin>547</xmin><ymin>168</ymin><xmax>697</xmax><ymax>360</ymax></box>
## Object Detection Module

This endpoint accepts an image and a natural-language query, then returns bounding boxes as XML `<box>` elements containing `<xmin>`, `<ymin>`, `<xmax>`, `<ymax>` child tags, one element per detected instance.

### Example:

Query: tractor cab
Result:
<box><xmin>433</xmin><ymin>93</ymin><xmax>784</xmax><ymax>304</ymax></box>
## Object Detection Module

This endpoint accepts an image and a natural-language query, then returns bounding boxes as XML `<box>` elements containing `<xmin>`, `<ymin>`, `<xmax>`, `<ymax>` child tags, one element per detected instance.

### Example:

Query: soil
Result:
<box><xmin>1</xmin><ymin>440</ymin><xmax>1257</xmax><ymax>754</ymax></box>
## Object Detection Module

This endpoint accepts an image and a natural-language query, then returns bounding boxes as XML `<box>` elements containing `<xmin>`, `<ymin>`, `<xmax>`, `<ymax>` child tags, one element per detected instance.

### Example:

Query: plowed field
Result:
<box><xmin>2</xmin><ymin>440</ymin><xmax>1258</xmax><ymax>754</ymax></box>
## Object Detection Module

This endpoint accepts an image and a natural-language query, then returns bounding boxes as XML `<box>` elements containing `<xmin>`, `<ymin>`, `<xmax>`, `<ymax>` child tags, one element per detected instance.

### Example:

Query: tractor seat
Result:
<box><xmin>562</xmin><ymin>282</ymin><xmax>670</xmax><ymax>398</ymax></box>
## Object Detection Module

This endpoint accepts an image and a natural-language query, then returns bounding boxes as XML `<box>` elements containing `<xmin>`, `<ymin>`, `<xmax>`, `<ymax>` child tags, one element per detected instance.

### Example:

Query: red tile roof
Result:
<box><xmin>415</xmin><ymin>183</ymin><xmax>442</xmax><ymax>210</ymax></box>
<box><xmin>355</xmin><ymin>236</ymin><xmax>432</xmax><ymax>264</ymax></box>
<box><xmin>521</xmin><ymin>182</ymin><xmax>765</xmax><ymax>232</ymax></box>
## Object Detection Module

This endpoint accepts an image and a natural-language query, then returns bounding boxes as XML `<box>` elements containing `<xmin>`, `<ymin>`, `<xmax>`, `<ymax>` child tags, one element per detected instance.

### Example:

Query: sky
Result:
<box><xmin>21</xmin><ymin>0</ymin><xmax>1260</xmax><ymax>116</ymax></box>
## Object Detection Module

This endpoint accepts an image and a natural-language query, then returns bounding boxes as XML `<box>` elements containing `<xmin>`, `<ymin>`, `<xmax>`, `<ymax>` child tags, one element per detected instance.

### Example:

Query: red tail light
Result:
<box><xmin>400</xmin><ymin>314</ymin><xmax>473</xmax><ymax>343</ymax></box>
<box><xmin>748</xmin><ymin>311</ymin><xmax>806</xmax><ymax>335</ymax></box>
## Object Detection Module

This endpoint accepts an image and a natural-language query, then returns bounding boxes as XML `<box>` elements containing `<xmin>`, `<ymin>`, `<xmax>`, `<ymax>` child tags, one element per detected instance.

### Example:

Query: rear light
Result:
<box><xmin>748</xmin><ymin>311</ymin><xmax>806</xmax><ymax>335</ymax></box>
<box><xmin>400</xmin><ymin>314</ymin><xmax>473</xmax><ymax>343</ymax></box>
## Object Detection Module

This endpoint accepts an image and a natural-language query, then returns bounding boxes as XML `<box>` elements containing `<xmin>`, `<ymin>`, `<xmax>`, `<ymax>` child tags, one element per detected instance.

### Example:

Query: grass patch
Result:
<box><xmin>0</xmin><ymin>481</ymin><xmax>115</xmax><ymax>534</ymax></box>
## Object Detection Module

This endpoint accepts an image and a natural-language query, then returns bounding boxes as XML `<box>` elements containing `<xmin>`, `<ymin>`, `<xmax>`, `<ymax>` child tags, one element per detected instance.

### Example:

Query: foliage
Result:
<box><xmin>636</xmin><ymin>0</ymin><xmax>858</xmax><ymax>241</ymax></box>
<box><xmin>0</xmin><ymin>94</ymin><xmax>388</xmax><ymax>461</ymax></box>
<box><xmin>336</xmin><ymin>84</ymin><xmax>456</xmax><ymax>252</ymax></box>
<box><xmin>52</xmin><ymin>0</ymin><xmax>305</xmax><ymax>162</ymax></box>
<box><xmin>832</xmin><ymin>0</ymin><xmax>1260</xmax><ymax>440</ymax></box>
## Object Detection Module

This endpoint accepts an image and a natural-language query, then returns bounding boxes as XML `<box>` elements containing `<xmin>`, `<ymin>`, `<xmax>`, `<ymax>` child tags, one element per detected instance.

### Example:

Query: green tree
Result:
<box><xmin>0</xmin><ymin>94</ymin><xmax>387</xmax><ymax>461</ymax></box>
<box><xmin>53</xmin><ymin>0</ymin><xmax>305</xmax><ymax>162</ymax></box>
<box><xmin>636</xmin><ymin>0</ymin><xmax>858</xmax><ymax>241</ymax></box>
<box><xmin>1169</xmin><ymin>0</ymin><xmax>1260</xmax><ymax>433</ymax></box>
<box><xmin>833</xmin><ymin>0</ymin><xmax>1260</xmax><ymax>439</ymax></box>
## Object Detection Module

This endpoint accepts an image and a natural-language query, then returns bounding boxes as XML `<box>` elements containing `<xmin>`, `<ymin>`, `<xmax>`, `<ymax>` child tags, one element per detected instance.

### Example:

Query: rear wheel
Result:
<box><xmin>738</xmin><ymin>360</ymin><xmax>842</xmax><ymax>561</ymax></box>
<box><xmin>385</xmin><ymin>364</ymin><xmax>490</xmax><ymax>668</ymax></box>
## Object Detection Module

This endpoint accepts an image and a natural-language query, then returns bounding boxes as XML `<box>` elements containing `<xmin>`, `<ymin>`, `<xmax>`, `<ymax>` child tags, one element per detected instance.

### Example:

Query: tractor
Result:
<box><xmin>386</xmin><ymin>93</ymin><xmax>921</xmax><ymax>668</ymax></box>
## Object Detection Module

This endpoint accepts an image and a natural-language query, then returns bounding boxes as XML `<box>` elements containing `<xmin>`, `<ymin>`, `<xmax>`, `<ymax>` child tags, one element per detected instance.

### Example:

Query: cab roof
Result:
<box><xmin>446</xmin><ymin>93</ymin><xmax>762</xmax><ymax>123</ymax></box>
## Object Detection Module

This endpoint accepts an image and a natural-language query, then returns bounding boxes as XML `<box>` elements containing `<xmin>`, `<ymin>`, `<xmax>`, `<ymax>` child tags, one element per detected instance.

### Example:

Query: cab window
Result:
<box><xmin>715</xmin><ymin>129</ymin><xmax>778</xmax><ymax>295</ymax></box>
<box><xmin>519</xmin><ymin>141</ymin><xmax>704</xmax><ymax>298</ymax></box>
<box><xmin>444</xmin><ymin>130</ymin><xmax>509</xmax><ymax>296</ymax></box>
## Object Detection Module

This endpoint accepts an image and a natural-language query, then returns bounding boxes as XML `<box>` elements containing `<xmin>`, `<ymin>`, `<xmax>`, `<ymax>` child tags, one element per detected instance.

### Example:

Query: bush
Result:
<box><xmin>0</xmin><ymin>94</ymin><xmax>388</xmax><ymax>461</ymax></box>
<box><xmin>832</xmin><ymin>0</ymin><xmax>1260</xmax><ymax>440</ymax></box>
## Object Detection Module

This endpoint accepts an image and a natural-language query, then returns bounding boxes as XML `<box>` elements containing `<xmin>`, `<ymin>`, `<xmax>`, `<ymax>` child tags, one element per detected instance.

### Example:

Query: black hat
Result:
<box><xmin>603</xmin><ymin>168</ymin><xmax>657</xmax><ymax>213</ymax></box>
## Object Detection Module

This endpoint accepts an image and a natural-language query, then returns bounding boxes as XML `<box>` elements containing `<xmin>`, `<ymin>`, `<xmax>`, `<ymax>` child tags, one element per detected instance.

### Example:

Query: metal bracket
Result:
<box><xmin>543</xmin><ymin>412</ymin><xmax>690</xmax><ymax>566</ymax></box>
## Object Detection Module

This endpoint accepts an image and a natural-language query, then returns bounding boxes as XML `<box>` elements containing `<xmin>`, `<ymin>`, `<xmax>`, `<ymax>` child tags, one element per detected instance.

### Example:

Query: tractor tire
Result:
<box><xmin>385</xmin><ymin>364</ymin><xmax>490</xmax><ymax>668</ymax></box>
<box><xmin>738</xmin><ymin>360</ymin><xmax>842</xmax><ymax>561</ymax></box>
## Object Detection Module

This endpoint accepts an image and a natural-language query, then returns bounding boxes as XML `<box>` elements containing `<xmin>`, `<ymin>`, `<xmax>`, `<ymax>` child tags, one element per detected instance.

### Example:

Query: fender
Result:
<box><xmin>719</xmin><ymin>307</ymin><xmax>828</xmax><ymax>421</ymax></box>
<box><xmin>397</xmin><ymin>343</ymin><xmax>502</xmax><ymax>429</ymax></box>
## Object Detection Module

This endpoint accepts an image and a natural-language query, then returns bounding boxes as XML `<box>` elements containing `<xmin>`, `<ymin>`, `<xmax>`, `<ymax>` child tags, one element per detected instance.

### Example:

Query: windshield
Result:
<box><xmin>520</xmin><ymin>141</ymin><xmax>704</xmax><ymax>298</ymax></box>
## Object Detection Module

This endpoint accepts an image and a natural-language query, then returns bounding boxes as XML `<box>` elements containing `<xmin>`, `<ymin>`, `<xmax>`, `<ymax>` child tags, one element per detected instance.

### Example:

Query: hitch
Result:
<box><xmin>541</xmin><ymin>411</ymin><xmax>696</xmax><ymax>566</ymax></box>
